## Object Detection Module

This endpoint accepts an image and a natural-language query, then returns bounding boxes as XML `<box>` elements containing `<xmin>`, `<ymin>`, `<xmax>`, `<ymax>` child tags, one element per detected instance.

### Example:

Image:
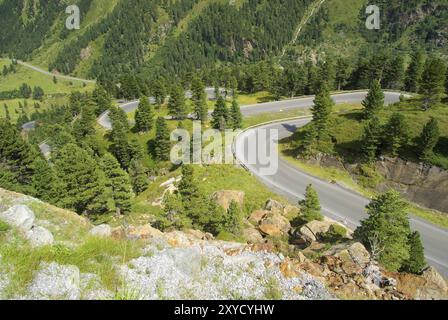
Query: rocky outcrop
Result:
<box><xmin>303</xmin><ymin>154</ymin><xmax>448</xmax><ymax>213</ymax></box>
<box><xmin>375</xmin><ymin>157</ymin><xmax>448</xmax><ymax>213</ymax></box>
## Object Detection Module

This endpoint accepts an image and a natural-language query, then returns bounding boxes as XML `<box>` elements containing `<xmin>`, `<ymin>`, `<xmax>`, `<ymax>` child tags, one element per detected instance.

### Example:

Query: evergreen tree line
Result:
<box><xmin>0</xmin><ymin>83</ymin><xmax>45</xmax><ymax>101</ymax></box>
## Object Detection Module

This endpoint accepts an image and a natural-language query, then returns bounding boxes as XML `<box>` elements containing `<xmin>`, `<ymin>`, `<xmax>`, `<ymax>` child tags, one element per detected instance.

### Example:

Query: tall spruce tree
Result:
<box><xmin>311</xmin><ymin>83</ymin><xmax>334</xmax><ymax>140</ymax></box>
<box><xmin>401</xmin><ymin>231</ymin><xmax>426</xmax><ymax>275</ymax></box>
<box><xmin>361</xmin><ymin>117</ymin><xmax>383</xmax><ymax>163</ymax></box>
<box><xmin>0</xmin><ymin>119</ymin><xmax>37</xmax><ymax>194</ymax></box>
<box><xmin>362</xmin><ymin>80</ymin><xmax>384</xmax><ymax>120</ymax></box>
<box><xmin>417</xmin><ymin>117</ymin><xmax>440</xmax><ymax>161</ymax></box>
<box><xmin>54</xmin><ymin>144</ymin><xmax>110</xmax><ymax>215</ymax></box>
<box><xmin>229</xmin><ymin>99</ymin><xmax>243</xmax><ymax>130</ymax></box>
<box><xmin>73</xmin><ymin>103</ymin><xmax>96</xmax><ymax>140</ymax></box>
<box><xmin>100</xmin><ymin>153</ymin><xmax>134</xmax><ymax>214</ymax></box>
<box><xmin>224</xmin><ymin>200</ymin><xmax>243</xmax><ymax>234</ymax></box>
<box><xmin>382</xmin><ymin>113</ymin><xmax>409</xmax><ymax>156</ymax></box>
<box><xmin>354</xmin><ymin>190</ymin><xmax>411</xmax><ymax>272</ymax></box>
<box><xmin>168</xmin><ymin>85</ymin><xmax>187</xmax><ymax>119</ymax></box>
<box><xmin>299</xmin><ymin>184</ymin><xmax>323</xmax><ymax>223</ymax></box>
<box><xmin>154</xmin><ymin>117</ymin><xmax>171</xmax><ymax>161</ymax></box>
<box><xmin>134</xmin><ymin>96</ymin><xmax>154</xmax><ymax>133</ymax></box>
<box><xmin>92</xmin><ymin>84</ymin><xmax>112</xmax><ymax>115</ymax></box>
<box><xmin>178</xmin><ymin>165</ymin><xmax>199</xmax><ymax>202</ymax></box>
<box><xmin>191</xmin><ymin>76</ymin><xmax>208</xmax><ymax>123</ymax></box>
<box><xmin>31</xmin><ymin>157</ymin><xmax>60</xmax><ymax>204</ymax></box>
<box><xmin>405</xmin><ymin>51</ymin><xmax>425</xmax><ymax>93</ymax></box>
<box><xmin>211</xmin><ymin>95</ymin><xmax>229</xmax><ymax>130</ymax></box>
<box><xmin>128</xmin><ymin>159</ymin><xmax>148</xmax><ymax>194</ymax></box>
<box><xmin>420</xmin><ymin>57</ymin><xmax>447</xmax><ymax>110</ymax></box>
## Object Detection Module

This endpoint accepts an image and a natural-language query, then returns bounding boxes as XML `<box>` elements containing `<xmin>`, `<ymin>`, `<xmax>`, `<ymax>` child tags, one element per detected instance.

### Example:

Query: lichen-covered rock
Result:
<box><xmin>119</xmin><ymin>241</ymin><xmax>333</xmax><ymax>300</ymax></box>
<box><xmin>0</xmin><ymin>205</ymin><xmax>35</xmax><ymax>231</ymax></box>
<box><xmin>25</xmin><ymin>262</ymin><xmax>81</xmax><ymax>300</ymax></box>
<box><xmin>26</xmin><ymin>226</ymin><xmax>54</xmax><ymax>247</ymax></box>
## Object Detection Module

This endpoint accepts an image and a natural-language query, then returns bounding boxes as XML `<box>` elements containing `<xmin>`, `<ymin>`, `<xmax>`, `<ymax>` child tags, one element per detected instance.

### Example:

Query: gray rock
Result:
<box><xmin>120</xmin><ymin>242</ymin><xmax>333</xmax><ymax>300</ymax></box>
<box><xmin>89</xmin><ymin>224</ymin><xmax>112</xmax><ymax>237</ymax></box>
<box><xmin>0</xmin><ymin>205</ymin><xmax>35</xmax><ymax>231</ymax></box>
<box><xmin>26</xmin><ymin>262</ymin><xmax>81</xmax><ymax>300</ymax></box>
<box><xmin>26</xmin><ymin>226</ymin><xmax>54</xmax><ymax>247</ymax></box>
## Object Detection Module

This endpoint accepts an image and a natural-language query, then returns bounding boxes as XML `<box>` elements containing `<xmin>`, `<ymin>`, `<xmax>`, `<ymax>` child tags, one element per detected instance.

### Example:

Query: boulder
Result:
<box><xmin>212</xmin><ymin>190</ymin><xmax>245</xmax><ymax>210</ymax></box>
<box><xmin>89</xmin><ymin>224</ymin><xmax>112</xmax><ymax>237</ymax></box>
<box><xmin>26</xmin><ymin>226</ymin><xmax>54</xmax><ymax>247</ymax></box>
<box><xmin>26</xmin><ymin>262</ymin><xmax>81</xmax><ymax>300</ymax></box>
<box><xmin>242</xmin><ymin>226</ymin><xmax>264</xmax><ymax>244</ymax></box>
<box><xmin>258</xmin><ymin>212</ymin><xmax>291</xmax><ymax>237</ymax></box>
<box><xmin>415</xmin><ymin>267</ymin><xmax>448</xmax><ymax>300</ymax></box>
<box><xmin>248</xmin><ymin>210</ymin><xmax>268</xmax><ymax>225</ymax></box>
<box><xmin>324</xmin><ymin>242</ymin><xmax>371</xmax><ymax>268</ymax></box>
<box><xmin>264</xmin><ymin>199</ymin><xmax>284</xmax><ymax>214</ymax></box>
<box><xmin>299</xmin><ymin>220</ymin><xmax>335</xmax><ymax>243</ymax></box>
<box><xmin>128</xmin><ymin>224</ymin><xmax>163</xmax><ymax>239</ymax></box>
<box><xmin>0</xmin><ymin>205</ymin><xmax>35</xmax><ymax>231</ymax></box>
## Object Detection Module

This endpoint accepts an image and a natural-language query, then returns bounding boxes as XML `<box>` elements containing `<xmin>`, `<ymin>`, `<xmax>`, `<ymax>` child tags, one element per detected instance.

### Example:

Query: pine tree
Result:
<box><xmin>128</xmin><ymin>159</ymin><xmax>148</xmax><ymax>194</ymax></box>
<box><xmin>154</xmin><ymin>117</ymin><xmax>171</xmax><ymax>161</ymax></box>
<box><xmin>401</xmin><ymin>231</ymin><xmax>426</xmax><ymax>275</ymax></box>
<box><xmin>31</xmin><ymin>158</ymin><xmax>60</xmax><ymax>204</ymax></box>
<box><xmin>109</xmin><ymin>106</ymin><xmax>130</xmax><ymax>134</ymax></box>
<box><xmin>417</xmin><ymin>117</ymin><xmax>440</xmax><ymax>161</ymax></box>
<box><xmin>383</xmin><ymin>56</ymin><xmax>405</xmax><ymax>90</ymax></box>
<box><xmin>168</xmin><ymin>85</ymin><xmax>187</xmax><ymax>119</ymax></box>
<box><xmin>420</xmin><ymin>57</ymin><xmax>447</xmax><ymax>110</ymax></box>
<box><xmin>92</xmin><ymin>84</ymin><xmax>112</xmax><ymax>115</ymax></box>
<box><xmin>335</xmin><ymin>58</ymin><xmax>350</xmax><ymax>91</ymax></box>
<box><xmin>299</xmin><ymin>184</ymin><xmax>323</xmax><ymax>223</ymax></box>
<box><xmin>405</xmin><ymin>51</ymin><xmax>425</xmax><ymax>93</ymax></box>
<box><xmin>229</xmin><ymin>99</ymin><xmax>243</xmax><ymax>130</ymax></box>
<box><xmin>224</xmin><ymin>200</ymin><xmax>243</xmax><ymax>234</ymax></box>
<box><xmin>73</xmin><ymin>102</ymin><xmax>96</xmax><ymax>140</ymax></box>
<box><xmin>0</xmin><ymin>119</ymin><xmax>37</xmax><ymax>193</ymax></box>
<box><xmin>53</xmin><ymin>144</ymin><xmax>110</xmax><ymax>215</ymax></box>
<box><xmin>32</xmin><ymin>86</ymin><xmax>45</xmax><ymax>101</ymax></box>
<box><xmin>100</xmin><ymin>153</ymin><xmax>134</xmax><ymax>214</ymax></box>
<box><xmin>178</xmin><ymin>165</ymin><xmax>199</xmax><ymax>202</ymax></box>
<box><xmin>354</xmin><ymin>190</ymin><xmax>411</xmax><ymax>272</ymax></box>
<box><xmin>382</xmin><ymin>113</ymin><xmax>409</xmax><ymax>157</ymax></box>
<box><xmin>311</xmin><ymin>83</ymin><xmax>334</xmax><ymax>140</ymax></box>
<box><xmin>361</xmin><ymin>117</ymin><xmax>383</xmax><ymax>163</ymax></box>
<box><xmin>153</xmin><ymin>79</ymin><xmax>166</xmax><ymax>106</ymax></box>
<box><xmin>362</xmin><ymin>80</ymin><xmax>384</xmax><ymax>119</ymax></box>
<box><xmin>191</xmin><ymin>76</ymin><xmax>208</xmax><ymax>123</ymax></box>
<box><xmin>134</xmin><ymin>96</ymin><xmax>154</xmax><ymax>133</ymax></box>
<box><xmin>211</xmin><ymin>95</ymin><xmax>228</xmax><ymax>130</ymax></box>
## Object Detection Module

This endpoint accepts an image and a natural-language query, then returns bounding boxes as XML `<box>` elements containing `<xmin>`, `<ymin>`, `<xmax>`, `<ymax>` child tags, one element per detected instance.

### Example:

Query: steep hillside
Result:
<box><xmin>1</xmin><ymin>187</ymin><xmax>446</xmax><ymax>300</ymax></box>
<box><xmin>291</xmin><ymin>0</ymin><xmax>448</xmax><ymax>60</ymax></box>
<box><xmin>2</xmin><ymin>0</ymin><xmax>446</xmax><ymax>83</ymax></box>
